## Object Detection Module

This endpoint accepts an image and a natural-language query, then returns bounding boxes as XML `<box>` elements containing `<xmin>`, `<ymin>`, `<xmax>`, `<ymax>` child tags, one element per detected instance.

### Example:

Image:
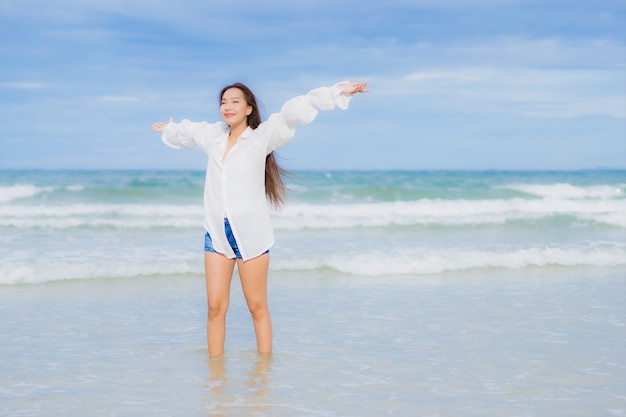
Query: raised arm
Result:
<box><xmin>152</xmin><ymin>118</ymin><xmax>219</xmax><ymax>150</ymax></box>
<box><xmin>283</xmin><ymin>81</ymin><xmax>368</xmax><ymax>125</ymax></box>
<box><xmin>262</xmin><ymin>81</ymin><xmax>368</xmax><ymax>151</ymax></box>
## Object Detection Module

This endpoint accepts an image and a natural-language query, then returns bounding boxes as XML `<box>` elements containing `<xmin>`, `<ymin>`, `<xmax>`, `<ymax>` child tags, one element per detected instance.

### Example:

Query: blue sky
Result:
<box><xmin>1</xmin><ymin>0</ymin><xmax>624</xmax><ymax>170</ymax></box>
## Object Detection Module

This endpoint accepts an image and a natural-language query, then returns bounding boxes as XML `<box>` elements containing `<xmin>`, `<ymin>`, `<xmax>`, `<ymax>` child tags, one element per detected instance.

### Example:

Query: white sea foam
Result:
<box><xmin>0</xmin><ymin>204</ymin><xmax>204</xmax><ymax>229</ymax></box>
<box><xmin>0</xmin><ymin>184</ymin><xmax>86</xmax><ymax>202</ymax></box>
<box><xmin>3</xmin><ymin>243</ymin><xmax>623</xmax><ymax>284</ymax></box>
<box><xmin>497</xmin><ymin>183</ymin><xmax>625</xmax><ymax>199</ymax></box>
<box><xmin>0</xmin><ymin>184</ymin><xmax>54</xmax><ymax>202</ymax></box>
<box><xmin>0</xmin><ymin>258</ymin><xmax>200</xmax><ymax>285</ymax></box>
<box><xmin>66</xmin><ymin>185</ymin><xmax>85</xmax><ymax>192</ymax></box>
<box><xmin>273</xmin><ymin>198</ymin><xmax>626</xmax><ymax>229</ymax></box>
<box><xmin>578</xmin><ymin>212</ymin><xmax>626</xmax><ymax>228</ymax></box>
<box><xmin>273</xmin><ymin>244</ymin><xmax>626</xmax><ymax>276</ymax></box>
<box><xmin>1</xmin><ymin>197</ymin><xmax>624</xmax><ymax>229</ymax></box>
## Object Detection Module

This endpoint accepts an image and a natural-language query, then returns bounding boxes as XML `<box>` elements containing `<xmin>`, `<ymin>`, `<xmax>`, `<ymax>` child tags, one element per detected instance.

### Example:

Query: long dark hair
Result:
<box><xmin>219</xmin><ymin>82</ymin><xmax>289</xmax><ymax>209</ymax></box>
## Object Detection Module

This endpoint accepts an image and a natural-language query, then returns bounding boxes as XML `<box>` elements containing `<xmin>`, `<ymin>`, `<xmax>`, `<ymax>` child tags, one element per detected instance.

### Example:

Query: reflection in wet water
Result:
<box><xmin>205</xmin><ymin>353</ymin><xmax>273</xmax><ymax>416</ymax></box>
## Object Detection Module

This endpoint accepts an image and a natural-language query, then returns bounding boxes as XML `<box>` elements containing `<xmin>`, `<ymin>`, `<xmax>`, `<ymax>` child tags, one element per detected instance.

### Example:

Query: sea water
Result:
<box><xmin>1</xmin><ymin>169</ymin><xmax>625</xmax><ymax>416</ymax></box>
<box><xmin>1</xmin><ymin>169</ymin><xmax>624</xmax><ymax>284</ymax></box>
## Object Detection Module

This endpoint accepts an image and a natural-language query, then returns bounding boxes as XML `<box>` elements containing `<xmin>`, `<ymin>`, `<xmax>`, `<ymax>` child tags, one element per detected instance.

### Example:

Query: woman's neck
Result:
<box><xmin>229</xmin><ymin>122</ymin><xmax>248</xmax><ymax>141</ymax></box>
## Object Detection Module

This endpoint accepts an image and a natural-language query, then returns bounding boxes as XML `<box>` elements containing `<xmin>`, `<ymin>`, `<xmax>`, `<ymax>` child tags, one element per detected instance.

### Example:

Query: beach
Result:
<box><xmin>1</xmin><ymin>169</ymin><xmax>625</xmax><ymax>416</ymax></box>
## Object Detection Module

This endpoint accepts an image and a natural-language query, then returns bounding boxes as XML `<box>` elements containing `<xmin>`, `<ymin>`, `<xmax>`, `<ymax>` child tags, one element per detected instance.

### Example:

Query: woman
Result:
<box><xmin>152</xmin><ymin>81</ymin><xmax>368</xmax><ymax>357</ymax></box>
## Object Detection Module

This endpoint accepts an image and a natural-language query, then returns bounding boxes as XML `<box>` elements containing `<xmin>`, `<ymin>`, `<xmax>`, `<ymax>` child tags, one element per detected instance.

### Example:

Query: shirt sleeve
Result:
<box><xmin>161</xmin><ymin>119</ymin><xmax>207</xmax><ymax>150</ymax></box>
<box><xmin>262</xmin><ymin>82</ymin><xmax>354</xmax><ymax>152</ymax></box>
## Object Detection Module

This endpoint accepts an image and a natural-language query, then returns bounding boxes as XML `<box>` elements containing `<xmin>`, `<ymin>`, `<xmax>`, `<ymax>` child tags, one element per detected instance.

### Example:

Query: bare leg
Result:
<box><xmin>205</xmin><ymin>251</ymin><xmax>236</xmax><ymax>357</ymax></box>
<box><xmin>237</xmin><ymin>253</ymin><xmax>272</xmax><ymax>354</ymax></box>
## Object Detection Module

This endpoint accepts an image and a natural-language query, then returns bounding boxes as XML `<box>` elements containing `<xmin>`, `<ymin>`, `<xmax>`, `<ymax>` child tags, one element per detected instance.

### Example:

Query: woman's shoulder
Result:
<box><xmin>182</xmin><ymin>119</ymin><xmax>228</xmax><ymax>130</ymax></box>
<box><xmin>211</xmin><ymin>121</ymin><xmax>230</xmax><ymax>134</ymax></box>
<box><xmin>182</xmin><ymin>120</ymin><xmax>229</xmax><ymax>138</ymax></box>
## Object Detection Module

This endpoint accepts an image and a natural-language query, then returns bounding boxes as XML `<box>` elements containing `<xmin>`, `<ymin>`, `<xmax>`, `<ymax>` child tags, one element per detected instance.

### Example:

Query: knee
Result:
<box><xmin>208</xmin><ymin>300</ymin><xmax>228</xmax><ymax>320</ymax></box>
<box><xmin>247</xmin><ymin>302</ymin><xmax>269</xmax><ymax>320</ymax></box>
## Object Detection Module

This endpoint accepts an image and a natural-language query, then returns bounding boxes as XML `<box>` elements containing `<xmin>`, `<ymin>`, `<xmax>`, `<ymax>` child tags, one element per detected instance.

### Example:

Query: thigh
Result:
<box><xmin>237</xmin><ymin>253</ymin><xmax>270</xmax><ymax>306</ymax></box>
<box><xmin>204</xmin><ymin>251</ymin><xmax>236</xmax><ymax>305</ymax></box>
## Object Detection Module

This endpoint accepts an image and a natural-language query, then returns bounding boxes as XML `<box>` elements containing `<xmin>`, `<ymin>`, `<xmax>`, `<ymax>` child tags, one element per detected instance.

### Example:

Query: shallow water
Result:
<box><xmin>2</xmin><ymin>268</ymin><xmax>624</xmax><ymax>417</ymax></box>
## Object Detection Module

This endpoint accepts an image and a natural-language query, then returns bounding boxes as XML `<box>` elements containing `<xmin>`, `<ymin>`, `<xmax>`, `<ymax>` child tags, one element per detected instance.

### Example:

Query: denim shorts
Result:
<box><xmin>204</xmin><ymin>218</ymin><xmax>268</xmax><ymax>259</ymax></box>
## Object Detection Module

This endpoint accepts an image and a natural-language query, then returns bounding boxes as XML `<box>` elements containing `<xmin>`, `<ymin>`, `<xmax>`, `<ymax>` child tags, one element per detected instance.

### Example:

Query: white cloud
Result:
<box><xmin>352</xmin><ymin>37</ymin><xmax>626</xmax><ymax>119</ymax></box>
<box><xmin>99</xmin><ymin>96</ymin><xmax>141</xmax><ymax>103</ymax></box>
<box><xmin>405</xmin><ymin>71</ymin><xmax>480</xmax><ymax>84</ymax></box>
<box><xmin>393</xmin><ymin>37</ymin><xmax>626</xmax><ymax>72</ymax></box>
<box><xmin>442</xmin><ymin>37</ymin><xmax>626</xmax><ymax>69</ymax></box>
<box><xmin>388</xmin><ymin>66</ymin><xmax>626</xmax><ymax>118</ymax></box>
<box><xmin>0</xmin><ymin>82</ymin><xmax>48</xmax><ymax>89</ymax></box>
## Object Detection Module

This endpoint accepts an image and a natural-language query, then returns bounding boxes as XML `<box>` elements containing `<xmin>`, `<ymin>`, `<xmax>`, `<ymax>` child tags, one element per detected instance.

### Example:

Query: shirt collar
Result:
<box><xmin>215</xmin><ymin>125</ymin><xmax>253</xmax><ymax>144</ymax></box>
<box><xmin>240</xmin><ymin>126</ymin><xmax>253</xmax><ymax>140</ymax></box>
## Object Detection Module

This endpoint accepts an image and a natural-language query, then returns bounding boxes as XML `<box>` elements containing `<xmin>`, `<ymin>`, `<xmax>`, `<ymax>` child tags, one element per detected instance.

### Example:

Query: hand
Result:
<box><xmin>339</xmin><ymin>82</ymin><xmax>369</xmax><ymax>95</ymax></box>
<box><xmin>152</xmin><ymin>117</ymin><xmax>173</xmax><ymax>133</ymax></box>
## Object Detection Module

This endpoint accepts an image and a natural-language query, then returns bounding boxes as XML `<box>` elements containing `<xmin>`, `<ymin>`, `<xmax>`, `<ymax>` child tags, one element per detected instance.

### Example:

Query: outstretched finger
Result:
<box><xmin>354</xmin><ymin>82</ymin><xmax>369</xmax><ymax>93</ymax></box>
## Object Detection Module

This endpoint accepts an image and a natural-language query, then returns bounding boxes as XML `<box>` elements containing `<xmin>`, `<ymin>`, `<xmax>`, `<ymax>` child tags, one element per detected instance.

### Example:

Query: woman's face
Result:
<box><xmin>220</xmin><ymin>88</ymin><xmax>252</xmax><ymax>128</ymax></box>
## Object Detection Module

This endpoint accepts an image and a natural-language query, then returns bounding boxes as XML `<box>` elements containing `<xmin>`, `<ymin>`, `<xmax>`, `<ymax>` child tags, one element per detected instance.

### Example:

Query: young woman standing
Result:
<box><xmin>152</xmin><ymin>81</ymin><xmax>368</xmax><ymax>357</ymax></box>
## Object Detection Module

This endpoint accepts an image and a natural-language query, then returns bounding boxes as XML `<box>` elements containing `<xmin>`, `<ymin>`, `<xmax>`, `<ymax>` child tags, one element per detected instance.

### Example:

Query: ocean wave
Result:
<box><xmin>2</xmin><ymin>243</ymin><xmax>624</xmax><ymax>285</ymax></box>
<box><xmin>496</xmin><ymin>183</ymin><xmax>625</xmax><ymax>199</ymax></box>
<box><xmin>0</xmin><ymin>259</ymin><xmax>200</xmax><ymax>285</ymax></box>
<box><xmin>1</xmin><ymin>197</ymin><xmax>624</xmax><ymax>229</ymax></box>
<box><xmin>0</xmin><ymin>204</ymin><xmax>204</xmax><ymax>229</ymax></box>
<box><xmin>274</xmin><ymin>198</ymin><xmax>626</xmax><ymax>229</ymax></box>
<box><xmin>273</xmin><ymin>244</ymin><xmax>626</xmax><ymax>276</ymax></box>
<box><xmin>0</xmin><ymin>184</ymin><xmax>84</xmax><ymax>203</ymax></box>
<box><xmin>0</xmin><ymin>185</ymin><xmax>54</xmax><ymax>203</ymax></box>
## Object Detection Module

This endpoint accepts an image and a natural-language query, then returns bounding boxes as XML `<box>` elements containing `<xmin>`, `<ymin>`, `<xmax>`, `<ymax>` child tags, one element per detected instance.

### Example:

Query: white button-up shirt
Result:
<box><xmin>161</xmin><ymin>83</ymin><xmax>353</xmax><ymax>260</ymax></box>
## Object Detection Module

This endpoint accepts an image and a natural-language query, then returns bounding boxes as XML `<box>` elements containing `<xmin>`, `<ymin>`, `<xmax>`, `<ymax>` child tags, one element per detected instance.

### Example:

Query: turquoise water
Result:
<box><xmin>1</xmin><ymin>169</ymin><xmax>624</xmax><ymax>284</ymax></box>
